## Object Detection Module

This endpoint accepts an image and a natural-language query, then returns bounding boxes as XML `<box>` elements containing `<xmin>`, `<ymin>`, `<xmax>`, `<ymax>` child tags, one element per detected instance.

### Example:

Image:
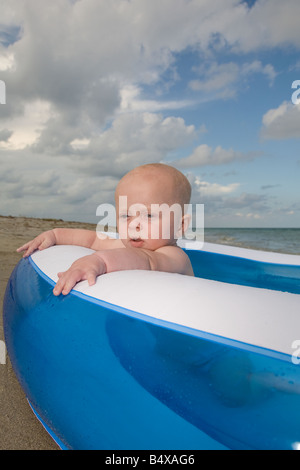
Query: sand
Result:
<box><xmin>0</xmin><ymin>215</ymin><xmax>97</xmax><ymax>450</ymax></box>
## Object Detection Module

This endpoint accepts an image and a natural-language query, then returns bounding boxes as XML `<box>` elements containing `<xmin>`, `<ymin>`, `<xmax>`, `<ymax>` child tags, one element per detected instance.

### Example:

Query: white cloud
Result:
<box><xmin>0</xmin><ymin>100</ymin><xmax>53</xmax><ymax>150</ymax></box>
<box><xmin>72</xmin><ymin>112</ymin><xmax>196</xmax><ymax>177</ymax></box>
<box><xmin>173</xmin><ymin>144</ymin><xmax>259</xmax><ymax>168</ymax></box>
<box><xmin>0</xmin><ymin>128</ymin><xmax>12</xmax><ymax>142</ymax></box>
<box><xmin>120</xmin><ymin>84</ymin><xmax>193</xmax><ymax>113</ymax></box>
<box><xmin>241</xmin><ymin>61</ymin><xmax>277</xmax><ymax>85</ymax></box>
<box><xmin>220</xmin><ymin>0</ymin><xmax>300</xmax><ymax>53</ymax></box>
<box><xmin>261</xmin><ymin>101</ymin><xmax>300</xmax><ymax>140</ymax></box>
<box><xmin>0</xmin><ymin>109</ymin><xmax>196</xmax><ymax>220</ymax></box>
<box><xmin>186</xmin><ymin>172</ymin><xmax>240</xmax><ymax>201</ymax></box>
<box><xmin>0</xmin><ymin>146</ymin><xmax>119</xmax><ymax>221</ymax></box>
<box><xmin>188</xmin><ymin>180</ymin><xmax>275</xmax><ymax>227</ymax></box>
<box><xmin>182</xmin><ymin>172</ymin><xmax>280</xmax><ymax>227</ymax></box>
<box><xmin>0</xmin><ymin>47</ymin><xmax>16</xmax><ymax>71</ymax></box>
<box><xmin>189</xmin><ymin>62</ymin><xmax>239</xmax><ymax>98</ymax></box>
<box><xmin>189</xmin><ymin>60</ymin><xmax>277</xmax><ymax>99</ymax></box>
<box><xmin>0</xmin><ymin>0</ymin><xmax>299</xmax><ymax>224</ymax></box>
<box><xmin>70</xmin><ymin>138</ymin><xmax>90</xmax><ymax>151</ymax></box>
<box><xmin>0</xmin><ymin>0</ymin><xmax>296</xmax><ymax>153</ymax></box>
<box><xmin>193</xmin><ymin>178</ymin><xmax>240</xmax><ymax>198</ymax></box>
<box><xmin>186</xmin><ymin>173</ymin><xmax>270</xmax><ymax>226</ymax></box>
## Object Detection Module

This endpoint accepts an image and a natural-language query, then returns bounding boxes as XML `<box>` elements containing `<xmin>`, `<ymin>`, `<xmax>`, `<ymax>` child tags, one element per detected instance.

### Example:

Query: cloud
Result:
<box><xmin>0</xmin><ymin>0</ymin><xmax>297</xmax><ymax>144</ymax></box>
<box><xmin>261</xmin><ymin>184</ymin><xmax>281</xmax><ymax>190</ymax></box>
<box><xmin>0</xmin><ymin>23</ymin><xmax>21</xmax><ymax>48</ymax></box>
<box><xmin>0</xmin><ymin>46</ymin><xmax>16</xmax><ymax>71</ymax></box>
<box><xmin>219</xmin><ymin>0</ymin><xmax>300</xmax><ymax>53</ymax></box>
<box><xmin>72</xmin><ymin>112</ymin><xmax>196</xmax><ymax>177</ymax></box>
<box><xmin>185</xmin><ymin>173</ymin><xmax>274</xmax><ymax>226</ymax></box>
<box><xmin>120</xmin><ymin>84</ymin><xmax>193</xmax><ymax>113</ymax></box>
<box><xmin>0</xmin><ymin>108</ymin><xmax>195</xmax><ymax>221</ymax></box>
<box><xmin>0</xmin><ymin>146</ymin><xmax>119</xmax><ymax>221</ymax></box>
<box><xmin>1</xmin><ymin>0</ymin><xmax>299</xmax><ymax>224</ymax></box>
<box><xmin>261</xmin><ymin>101</ymin><xmax>300</xmax><ymax>140</ymax></box>
<box><xmin>225</xmin><ymin>192</ymin><xmax>269</xmax><ymax>211</ymax></box>
<box><xmin>0</xmin><ymin>100</ymin><xmax>53</xmax><ymax>149</ymax></box>
<box><xmin>189</xmin><ymin>62</ymin><xmax>240</xmax><ymax>99</ymax></box>
<box><xmin>173</xmin><ymin>144</ymin><xmax>260</xmax><ymax>168</ymax></box>
<box><xmin>193</xmin><ymin>178</ymin><xmax>240</xmax><ymax>198</ymax></box>
<box><xmin>1</xmin><ymin>0</ymin><xmax>218</xmax><ymax>156</ymax></box>
<box><xmin>186</xmin><ymin>172</ymin><xmax>239</xmax><ymax>201</ymax></box>
<box><xmin>189</xmin><ymin>60</ymin><xmax>277</xmax><ymax>101</ymax></box>
<box><xmin>0</xmin><ymin>128</ymin><xmax>12</xmax><ymax>142</ymax></box>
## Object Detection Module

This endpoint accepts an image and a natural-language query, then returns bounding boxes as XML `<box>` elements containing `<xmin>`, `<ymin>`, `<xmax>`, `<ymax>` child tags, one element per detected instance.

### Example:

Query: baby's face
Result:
<box><xmin>115</xmin><ymin>172</ymin><xmax>184</xmax><ymax>251</ymax></box>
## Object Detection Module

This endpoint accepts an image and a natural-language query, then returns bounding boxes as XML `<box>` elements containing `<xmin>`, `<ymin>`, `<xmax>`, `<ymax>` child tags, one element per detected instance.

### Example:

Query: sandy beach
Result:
<box><xmin>0</xmin><ymin>215</ymin><xmax>97</xmax><ymax>450</ymax></box>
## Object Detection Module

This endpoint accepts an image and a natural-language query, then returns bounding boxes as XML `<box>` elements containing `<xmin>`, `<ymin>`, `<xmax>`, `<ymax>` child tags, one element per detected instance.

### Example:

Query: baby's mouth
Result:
<box><xmin>129</xmin><ymin>238</ymin><xmax>144</xmax><ymax>247</ymax></box>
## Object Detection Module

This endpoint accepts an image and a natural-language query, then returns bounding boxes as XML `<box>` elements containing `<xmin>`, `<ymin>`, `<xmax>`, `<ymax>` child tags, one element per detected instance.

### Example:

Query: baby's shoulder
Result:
<box><xmin>156</xmin><ymin>244</ymin><xmax>194</xmax><ymax>276</ymax></box>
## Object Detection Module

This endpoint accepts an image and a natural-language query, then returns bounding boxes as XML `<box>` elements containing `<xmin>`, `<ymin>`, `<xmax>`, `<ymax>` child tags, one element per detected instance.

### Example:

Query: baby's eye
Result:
<box><xmin>136</xmin><ymin>211</ymin><xmax>151</xmax><ymax>219</ymax></box>
<box><xmin>119</xmin><ymin>214</ymin><xmax>129</xmax><ymax>219</ymax></box>
<box><xmin>142</xmin><ymin>212</ymin><xmax>155</xmax><ymax>219</ymax></box>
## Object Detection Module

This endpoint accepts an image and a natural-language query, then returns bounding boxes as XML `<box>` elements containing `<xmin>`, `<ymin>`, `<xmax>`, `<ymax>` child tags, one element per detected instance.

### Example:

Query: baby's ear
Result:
<box><xmin>182</xmin><ymin>213</ymin><xmax>191</xmax><ymax>234</ymax></box>
<box><xmin>175</xmin><ymin>214</ymin><xmax>191</xmax><ymax>239</ymax></box>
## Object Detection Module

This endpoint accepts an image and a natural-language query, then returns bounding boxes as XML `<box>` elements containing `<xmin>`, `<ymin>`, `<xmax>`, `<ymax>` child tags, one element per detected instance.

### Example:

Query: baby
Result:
<box><xmin>17</xmin><ymin>163</ymin><xmax>194</xmax><ymax>296</ymax></box>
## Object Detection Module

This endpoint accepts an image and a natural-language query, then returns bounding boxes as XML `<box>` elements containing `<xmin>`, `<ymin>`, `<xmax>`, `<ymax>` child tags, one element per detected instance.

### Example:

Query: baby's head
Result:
<box><xmin>115</xmin><ymin>163</ymin><xmax>191</xmax><ymax>250</ymax></box>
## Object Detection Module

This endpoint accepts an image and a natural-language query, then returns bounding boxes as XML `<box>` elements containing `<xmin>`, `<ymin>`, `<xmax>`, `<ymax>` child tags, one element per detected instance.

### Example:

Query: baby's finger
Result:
<box><xmin>53</xmin><ymin>274</ymin><xmax>68</xmax><ymax>296</ymax></box>
<box><xmin>53</xmin><ymin>270</ymin><xmax>81</xmax><ymax>296</ymax></box>
<box><xmin>53</xmin><ymin>279</ymin><xmax>63</xmax><ymax>296</ymax></box>
<box><xmin>20</xmin><ymin>247</ymin><xmax>35</xmax><ymax>258</ymax></box>
<box><xmin>53</xmin><ymin>280</ymin><xmax>69</xmax><ymax>296</ymax></box>
<box><xmin>23</xmin><ymin>244</ymin><xmax>39</xmax><ymax>257</ymax></box>
<box><xmin>38</xmin><ymin>239</ymin><xmax>52</xmax><ymax>250</ymax></box>
<box><xmin>16</xmin><ymin>241</ymin><xmax>33</xmax><ymax>253</ymax></box>
<box><xmin>87</xmin><ymin>272</ymin><xmax>97</xmax><ymax>286</ymax></box>
<box><xmin>16</xmin><ymin>245</ymin><xmax>28</xmax><ymax>253</ymax></box>
<box><xmin>61</xmin><ymin>277</ymin><xmax>78</xmax><ymax>295</ymax></box>
<box><xmin>19</xmin><ymin>239</ymin><xmax>42</xmax><ymax>257</ymax></box>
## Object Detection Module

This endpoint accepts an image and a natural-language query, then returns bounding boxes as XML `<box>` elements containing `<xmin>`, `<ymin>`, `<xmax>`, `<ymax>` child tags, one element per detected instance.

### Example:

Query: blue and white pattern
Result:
<box><xmin>3</xmin><ymin>240</ymin><xmax>300</xmax><ymax>450</ymax></box>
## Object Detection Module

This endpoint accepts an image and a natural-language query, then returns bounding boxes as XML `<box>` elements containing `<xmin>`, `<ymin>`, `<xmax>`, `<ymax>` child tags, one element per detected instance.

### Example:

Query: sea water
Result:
<box><xmin>202</xmin><ymin>228</ymin><xmax>300</xmax><ymax>255</ymax></box>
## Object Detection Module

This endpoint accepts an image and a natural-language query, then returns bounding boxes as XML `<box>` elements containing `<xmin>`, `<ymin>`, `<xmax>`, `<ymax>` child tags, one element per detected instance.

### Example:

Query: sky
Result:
<box><xmin>0</xmin><ymin>0</ymin><xmax>299</xmax><ymax>228</ymax></box>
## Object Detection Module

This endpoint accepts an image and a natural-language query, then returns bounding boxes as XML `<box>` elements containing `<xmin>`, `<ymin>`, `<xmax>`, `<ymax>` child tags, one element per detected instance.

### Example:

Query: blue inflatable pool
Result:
<box><xmin>3</xmin><ymin>238</ymin><xmax>300</xmax><ymax>450</ymax></box>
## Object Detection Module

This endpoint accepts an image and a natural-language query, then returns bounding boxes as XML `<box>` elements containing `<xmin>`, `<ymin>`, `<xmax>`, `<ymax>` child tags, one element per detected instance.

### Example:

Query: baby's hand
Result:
<box><xmin>53</xmin><ymin>253</ymin><xmax>107</xmax><ymax>296</ymax></box>
<box><xmin>17</xmin><ymin>230</ymin><xmax>57</xmax><ymax>257</ymax></box>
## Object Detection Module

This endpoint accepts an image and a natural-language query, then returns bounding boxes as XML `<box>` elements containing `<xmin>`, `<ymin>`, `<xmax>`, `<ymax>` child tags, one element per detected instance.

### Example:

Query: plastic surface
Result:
<box><xmin>3</xmin><ymin>243</ymin><xmax>300</xmax><ymax>450</ymax></box>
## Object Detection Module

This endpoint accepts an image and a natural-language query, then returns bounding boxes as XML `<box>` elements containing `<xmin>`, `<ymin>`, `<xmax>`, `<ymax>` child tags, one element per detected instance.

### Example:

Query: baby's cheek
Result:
<box><xmin>117</xmin><ymin>220</ymin><xmax>129</xmax><ymax>240</ymax></box>
<box><xmin>160</xmin><ymin>219</ymin><xmax>175</xmax><ymax>240</ymax></box>
<box><xmin>148</xmin><ymin>219</ymin><xmax>161</xmax><ymax>240</ymax></box>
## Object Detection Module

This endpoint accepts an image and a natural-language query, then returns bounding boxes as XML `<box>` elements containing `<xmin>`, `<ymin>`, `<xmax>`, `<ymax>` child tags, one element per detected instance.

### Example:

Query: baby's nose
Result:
<box><xmin>128</xmin><ymin>216</ymin><xmax>148</xmax><ymax>239</ymax></box>
<box><xmin>130</xmin><ymin>217</ymin><xmax>141</xmax><ymax>228</ymax></box>
<box><xmin>135</xmin><ymin>221</ymin><xmax>143</xmax><ymax>234</ymax></box>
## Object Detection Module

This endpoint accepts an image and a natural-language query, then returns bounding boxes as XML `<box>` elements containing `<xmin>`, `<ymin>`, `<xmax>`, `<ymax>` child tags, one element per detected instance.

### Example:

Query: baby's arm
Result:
<box><xmin>17</xmin><ymin>229</ymin><xmax>57</xmax><ymax>257</ymax></box>
<box><xmin>17</xmin><ymin>228</ymin><xmax>121</xmax><ymax>257</ymax></box>
<box><xmin>53</xmin><ymin>245</ymin><xmax>193</xmax><ymax>296</ymax></box>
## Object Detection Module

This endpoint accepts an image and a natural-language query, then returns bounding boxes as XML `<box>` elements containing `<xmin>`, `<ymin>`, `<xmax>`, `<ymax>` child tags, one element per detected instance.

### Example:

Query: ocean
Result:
<box><xmin>202</xmin><ymin>228</ymin><xmax>300</xmax><ymax>255</ymax></box>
